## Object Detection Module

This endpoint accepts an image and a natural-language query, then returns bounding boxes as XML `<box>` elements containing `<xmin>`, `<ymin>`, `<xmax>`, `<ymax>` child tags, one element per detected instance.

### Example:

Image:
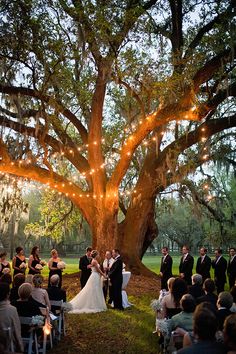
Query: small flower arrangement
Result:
<box><xmin>40</xmin><ymin>260</ymin><xmax>47</xmax><ymax>266</ymax></box>
<box><xmin>150</xmin><ymin>299</ymin><xmax>163</xmax><ymax>313</ymax></box>
<box><xmin>19</xmin><ymin>262</ymin><xmax>27</xmax><ymax>269</ymax></box>
<box><xmin>156</xmin><ymin>318</ymin><xmax>171</xmax><ymax>337</ymax></box>
<box><xmin>2</xmin><ymin>268</ymin><xmax>10</xmax><ymax>274</ymax></box>
<box><xmin>57</xmin><ymin>261</ymin><xmax>66</xmax><ymax>269</ymax></box>
<box><xmin>62</xmin><ymin>302</ymin><xmax>73</xmax><ymax>312</ymax></box>
<box><xmin>35</xmin><ymin>264</ymin><xmax>43</xmax><ymax>270</ymax></box>
<box><xmin>31</xmin><ymin>315</ymin><xmax>45</xmax><ymax>326</ymax></box>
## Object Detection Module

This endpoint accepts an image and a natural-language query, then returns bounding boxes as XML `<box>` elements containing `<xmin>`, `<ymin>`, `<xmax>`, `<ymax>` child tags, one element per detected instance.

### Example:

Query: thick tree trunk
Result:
<box><xmin>119</xmin><ymin>195</ymin><xmax>159</xmax><ymax>276</ymax></box>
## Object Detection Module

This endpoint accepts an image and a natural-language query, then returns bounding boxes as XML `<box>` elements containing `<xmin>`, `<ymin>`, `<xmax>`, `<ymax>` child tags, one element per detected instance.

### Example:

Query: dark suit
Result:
<box><xmin>197</xmin><ymin>293</ymin><xmax>218</xmax><ymax>310</ymax></box>
<box><xmin>47</xmin><ymin>286</ymin><xmax>67</xmax><ymax>314</ymax></box>
<box><xmin>179</xmin><ymin>254</ymin><xmax>194</xmax><ymax>285</ymax></box>
<box><xmin>108</xmin><ymin>256</ymin><xmax>123</xmax><ymax>310</ymax></box>
<box><xmin>188</xmin><ymin>283</ymin><xmax>204</xmax><ymax>300</ymax></box>
<box><xmin>196</xmin><ymin>255</ymin><xmax>211</xmax><ymax>281</ymax></box>
<box><xmin>160</xmin><ymin>254</ymin><xmax>173</xmax><ymax>290</ymax></box>
<box><xmin>178</xmin><ymin>340</ymin><xmax>227</xmax><ymax>354</ymax></box>
<box><xmin>212</xmin><ymin>256</ymin><xmax>227</xmax><ymax>294</ymax></box>
<box><xmin>79</xmin><ymin>255</ymin><xmax>91</xmax><ymax>289</ymax></box>
<box><xmin>217</xmin><ymin>308</ymin><xmax>232</xmax><ymax>330</ymax></box>
<box><xmin>227</xmin><ymin>256</ymin><xmax>236</xmax><ymax>289</ymax></box>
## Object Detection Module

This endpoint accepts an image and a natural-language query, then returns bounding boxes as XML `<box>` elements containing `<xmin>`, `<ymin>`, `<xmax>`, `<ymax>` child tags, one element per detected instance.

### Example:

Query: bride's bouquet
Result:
<box><xmin>57</xmin><ymin>261</ymin><xmax>66</xmax><ymax>269</ymax></box>
<box><xmin>19</xmin><ymin>262</ymin><xmax>27</xmax><ymax>269</ymax></box>
<box><xmin>35</xmin><ymin>264</ymin><xmax>43</xmax><ymax>270</ymax></box>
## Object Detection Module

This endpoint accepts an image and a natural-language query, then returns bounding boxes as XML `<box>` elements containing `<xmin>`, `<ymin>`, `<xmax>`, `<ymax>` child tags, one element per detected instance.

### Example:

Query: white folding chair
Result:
<box><xmin>49</xmin><ymin>300</ymin><xmax>66</xmax><ymax>340</ymax></box>
<box><xmin>19</xmin><ymin>317</ymin><xmax>39</xmax><ymax>354</ymax></box>
<box><xmin>2</xmin><ymin>327</ymin><xmax>14</xmax><ymax>352</ymax></box>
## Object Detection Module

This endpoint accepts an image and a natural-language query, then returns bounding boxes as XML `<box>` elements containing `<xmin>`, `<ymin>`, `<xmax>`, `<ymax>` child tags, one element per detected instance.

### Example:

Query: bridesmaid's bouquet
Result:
<box><xmin>19</xmin><ymin>262</ymin><xmax>27</xmax><ymax>269</ymax></box>
<box><xmin>31</xmin><ymin>315</ymin><xmax>45</xmax><ymax>326</ymax></box>
<box><xmin>35</xmin><ymin>264</ymin><xmax>43</xmax><ymax>270</ymax></box>
<box><xmin>2</xmin><ymin>268</ymin><xmax>10</xmax><ymax>274</ymax></box>
<box><xmin>40</xmin><ymin>260</ymin><xmax>47</xmax><ymax>266</ymax></box>
<box><xmin>57</xmin><ymin>261</ymin><xmax>66</xmax><ymax>269</ymax></box>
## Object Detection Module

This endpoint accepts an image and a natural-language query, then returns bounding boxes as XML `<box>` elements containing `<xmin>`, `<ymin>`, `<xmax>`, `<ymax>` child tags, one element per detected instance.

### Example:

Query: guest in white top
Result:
<box><xmin>32</xmin><ymin>274</ymin><xmax>51</xmax><ymax>310</ymax></box>
<box><xmin>102</xmin><ymin>250</ymin><xmax>114</xmax><ymax>302</ymax></box>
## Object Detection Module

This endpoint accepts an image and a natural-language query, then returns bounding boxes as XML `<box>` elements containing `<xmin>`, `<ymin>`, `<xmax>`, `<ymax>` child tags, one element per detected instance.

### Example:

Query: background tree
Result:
<box><xmin>0</xmin><ymin>0</ymin><xmax>235</xmax><ymax>273</ymax></box>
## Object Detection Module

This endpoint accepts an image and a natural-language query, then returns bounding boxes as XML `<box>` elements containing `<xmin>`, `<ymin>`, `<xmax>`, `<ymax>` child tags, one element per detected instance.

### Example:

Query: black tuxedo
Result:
<box><xmin>212</xmin><ymin>256</ymin><xmax>227</xmax><ymax>294</ymax></box>
<box><xmin>108</xmin><ymin>256</ymin><xmax>123</xmax><ymax>310</ymax></box>
<box><xmin>79</xmin><ymin>255</ymin><xmax>91</xmax><ymax>288</ymax></box>
<box><xmin>227</xmin><ymin>256</ymin><xmax>236</xmax><ymax>289</ymax></box>
<box><xmin>196</xmin><ymin>255</ymin><xmax>211</xmax><ymax>282</ymax></box>
<box><xmin>179</xmin><ymin>254</ymin><xmax>194</xmax><ymax>285</ymax></box>
<box><xmin>160</xmin><ymin>254</ymin><xmax>173</xmax><ymax>290</ymax></box>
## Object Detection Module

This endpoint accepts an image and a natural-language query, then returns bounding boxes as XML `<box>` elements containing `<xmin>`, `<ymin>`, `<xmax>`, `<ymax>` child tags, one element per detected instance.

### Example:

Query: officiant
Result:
<box><xmin>102</xmin><ymin>250</ymin><xmax>114</xmax><ymax>302</ymax></box>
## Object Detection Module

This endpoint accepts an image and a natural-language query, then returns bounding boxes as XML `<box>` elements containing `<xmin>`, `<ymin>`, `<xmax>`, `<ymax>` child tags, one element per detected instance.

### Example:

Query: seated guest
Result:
<box><xmin>14</xmin><ymin>283</ymin><xmax>46</xmax><ymax>337</ymax></box>
<box><xmin>32</xmin><ymin>274</ymin><xmax>51</xmax><ymax>310</ymax></box>
<box><xmin>0</xmin><ymin>273</ymin><xmax>12</xmax><ymax>286</ymax></box>
<box><xmin>169</xmin><ymin>294</ymin><xmax>196</xmax><ymax>333</ymax></box>
<box><xmin>197</xmin><ymin>278</ymin><xmax>218</xmax><ymax>310</ymax></box>
<box><xmin>178</xmin><ymin>305</ymin><xmax>227</xmax><ymax>353</ymax></box>
<box><xmin>9</xmin><ymin>273</ymin><xmax>25</xmax><ymax>303</ymax></box>
<box><xmin>25</xmin><ymin>274</ymin><xmax>34</xmax><ymax>284</ymax></box>
<box><xmin>47</xmin><ymin>274</ymin><xmax>66</xmax><ymax>314</ymax></box>
<box><xmin>217</xmin><ymin>291</ymin><xmax>233</xmax><ymax>331</ymax></box>
<box><xmin>223</xmin><ymin>314</ymin><xmax>236</xmax><ymax>353</ymax></box>
<box><xmin>188</xmin><ymin>274</ymin><xmax>204</xmax><ymax>300</ymax></box>
<box><xmin>230</xmin><ymin>285</ymin><xmax>236</xmax><ymax>313</ymax></box>
<box><xmin>161</xmin><ymin>277</ymin><xmax>188</xmax><ymax>318</ymax></box>
<box><xmin>0</xmin><ymin>282</ymin><xmax>23</xmax><ymax>352</ymax></box>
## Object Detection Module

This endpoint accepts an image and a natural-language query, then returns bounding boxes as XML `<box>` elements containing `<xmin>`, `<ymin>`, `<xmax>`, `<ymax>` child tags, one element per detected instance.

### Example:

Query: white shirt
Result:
<box><xmin>102</xmin><ymin>257</ymin><xmax>114</xmax><ymax>271</ymax></box>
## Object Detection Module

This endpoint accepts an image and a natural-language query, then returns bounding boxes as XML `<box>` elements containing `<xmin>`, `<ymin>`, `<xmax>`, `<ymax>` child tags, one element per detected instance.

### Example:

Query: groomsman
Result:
<box><xmin>179</xmin><ymin>245</ymin><xmax>194</xmax><ymax>285</ymax></box>
<box><xmin>211</xmin><ymin>248</ymin><xmax>227</xmax><ymax>294</ymax></box>
<box><xmin>108</xmin><ymin>249</ymin><xmax>123</xmax><ymax>310</ymax></box>
<box><xmin>79</xmin><ymin>247</ymin><xmax>92</xmax><ymax>288</ymax></box>
<box><xmin>227</xmin><ymin>247</ymin><xmax>236</xmax><ymax>289</ymax></box>
<box><xmin>196</xmin><ymin>247</ymin><xmax>211</xmax><ymax>282</ymax></box>
<box><xmin>160</xmin><ymin>247</ymin><xmax>173</xmax><ymax>290</ymax></box>
<box><xmin>102</xmin><ymin>250</ymin><xmax>114</xmax><ymax>301</ymax></box>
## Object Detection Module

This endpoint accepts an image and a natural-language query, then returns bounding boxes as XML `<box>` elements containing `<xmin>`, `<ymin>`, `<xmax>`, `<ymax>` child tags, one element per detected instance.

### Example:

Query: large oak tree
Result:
<box><xmin>0</xmin><ymin>0</ymin><xmax>235</xmax><ymax>274</ymax></box>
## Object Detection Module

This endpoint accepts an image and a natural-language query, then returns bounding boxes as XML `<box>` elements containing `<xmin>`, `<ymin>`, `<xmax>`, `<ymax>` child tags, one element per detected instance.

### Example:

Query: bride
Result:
<box><xmin>69</xmin><ymin>250</ymin><xmax>107</xmax><ymax>313</ymax></box>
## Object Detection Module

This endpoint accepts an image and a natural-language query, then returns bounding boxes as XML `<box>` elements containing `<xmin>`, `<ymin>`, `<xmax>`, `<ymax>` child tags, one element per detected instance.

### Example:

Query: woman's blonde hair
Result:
<box><xmin>51</xmin><ymin>249</ymin><xmax>58</xmax><ymax>257</ymax></box>
<box><xmin>18</xmin><ymin>283</ymin><xmax>32</xmax><ymax>299</ymax></box>
<box><xmin>91</xmin><ymin>250</ymin><xmax>98</xmax><ymax>258</ymax></box>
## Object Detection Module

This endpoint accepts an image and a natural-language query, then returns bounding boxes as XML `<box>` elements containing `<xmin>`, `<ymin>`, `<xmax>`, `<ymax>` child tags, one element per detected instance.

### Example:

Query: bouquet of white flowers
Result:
<box><xmin>150</xmin><ymin>299</ymin><xmax>163</xmax><ymax>313</ymax></box>
<box><xmin>31</xmin><ymin>315</ymin><xmax>45</xmax><ymax>326</ymax></box>
<box><xmin>35</xmin><ymin>264</ymin><xmax>43</xmax><ymax>270</ymax></box>
<box><xmin>19</xmin><ymin>262</ymin><xmax>27</xmax><ymax>269</ymax></box>
<box><xmin>156</xmin><ymin>318</ymin><xmax>171</xmax><ymax>337</ymax></box>
<box><xmin>2</xmin><ymin>267</ymin><xmax>10</xmax><ymax>274</ymax></box>
<box><xmin>40</xmin><ymin>260</ymin><xmax>47</xmax><ymax>266</ymax></box>
<box><xmin>57</xmin><ymin>261</ymin><xmax>66</xmax><ymax>269</ymax></box>
<box><xmin>62</xmin><ymin>302</ymin><xmax>73</xmax><ymax>312</ymax></box>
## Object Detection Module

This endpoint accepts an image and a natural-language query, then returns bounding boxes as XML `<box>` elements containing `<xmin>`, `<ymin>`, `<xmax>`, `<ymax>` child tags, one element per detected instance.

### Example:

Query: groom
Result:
<box><xmin>79</xmin><ymin>247</ymin><xmax>92</xmax><ymax>288</ymax></box>
<box><xmin>108</xmin><ymin>249</ymin><xmax>124</xmax><ymax>310</ymax></box>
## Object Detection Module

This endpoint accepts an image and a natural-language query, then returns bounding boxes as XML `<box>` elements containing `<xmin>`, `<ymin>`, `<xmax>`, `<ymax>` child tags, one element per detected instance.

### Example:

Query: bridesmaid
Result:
<box><xmin>28</xmin><ymin>246</ymin><xmax>41</xmax><ymax>275</ymax></box>
<box><xmin>48</xmin><ymin>249</ymin><xmax>62</xmax><ymax>288</ymax></box>
<box><xmin>12</xmin><ymin>246</ymin><xmax>27</xmax><ymax>276</ymax></box>
<box><xmin>0</xmin><ymin>251</ymin><xmax>11</xmax><ymax>277</ymax></box>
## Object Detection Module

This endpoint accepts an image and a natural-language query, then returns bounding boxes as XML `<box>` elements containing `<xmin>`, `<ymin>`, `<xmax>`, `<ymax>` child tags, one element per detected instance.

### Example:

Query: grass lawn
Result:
<box><xmin>38</xmin><ymin>254</ymin><xmax>229</xmax><ymax>353</ymax></box>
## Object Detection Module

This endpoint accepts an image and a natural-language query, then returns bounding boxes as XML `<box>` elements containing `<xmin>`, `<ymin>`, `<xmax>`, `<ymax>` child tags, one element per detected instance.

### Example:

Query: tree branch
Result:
<box><xmin>0</xmin><ymin>84</ymin><xmax>88</xmax><ymax>143</ymax></box>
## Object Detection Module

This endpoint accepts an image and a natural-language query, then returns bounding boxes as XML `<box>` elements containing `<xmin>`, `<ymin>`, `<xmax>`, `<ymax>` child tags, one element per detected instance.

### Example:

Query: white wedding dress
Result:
<box><xmin>69</xmin><ymin>265</ymin><xmax>107</xmax><ymax>314</ymax></box>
